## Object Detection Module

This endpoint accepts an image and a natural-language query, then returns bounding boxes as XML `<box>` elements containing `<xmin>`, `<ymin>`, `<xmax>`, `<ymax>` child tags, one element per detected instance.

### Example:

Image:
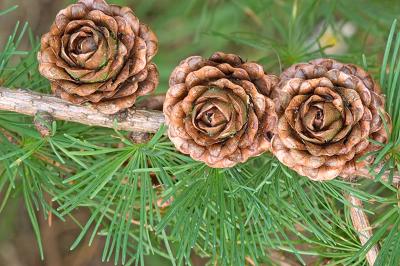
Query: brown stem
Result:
<box><xmin>354</xmin><ymin>164</ymin><xmax>400</xmax><ymax>185</ymax></box>
<box><xmin>345</xmin><ymin>193</ymin><xmax>379</xmax><ymax>266</ymax></box>
<box><xmin>35</xmin><ymin>152</ymin><xmax>75</xmax><ymax>174</ymax></box>
<box><xmin>0</xmin><ymin>87</ymin><xmax>165</xmax><ymax>133</ymax></box>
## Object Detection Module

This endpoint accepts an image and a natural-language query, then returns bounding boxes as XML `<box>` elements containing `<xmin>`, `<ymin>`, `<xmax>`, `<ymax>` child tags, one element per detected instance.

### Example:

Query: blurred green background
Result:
<box><xmin>1</xmin><ymin>0</ymin><xmax>400</xmax><ymax>265</ymax></box>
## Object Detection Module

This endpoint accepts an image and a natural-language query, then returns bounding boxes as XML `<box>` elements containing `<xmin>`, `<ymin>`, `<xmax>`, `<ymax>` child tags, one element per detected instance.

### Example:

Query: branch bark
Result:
<box><xmin>0</xmin><ymin>87</ymin><xmax>165</xmax><ymax>133</ymax></box>
<box><xmin>345</xmin><ymin>193</ymin><xmax>380</xmax><ymax>266</ymax></box>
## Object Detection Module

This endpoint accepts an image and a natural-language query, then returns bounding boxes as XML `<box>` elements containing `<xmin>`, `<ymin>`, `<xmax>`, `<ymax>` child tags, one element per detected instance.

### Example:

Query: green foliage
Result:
<box><xmin>0</xmin><ymin>1</ymin><xmax>400</xmax><ymax>265</ymax></box>
<box><xmin>363</xmin><ymin>19</ymin><xmax>400</xmax><ymax>184</ymax></box>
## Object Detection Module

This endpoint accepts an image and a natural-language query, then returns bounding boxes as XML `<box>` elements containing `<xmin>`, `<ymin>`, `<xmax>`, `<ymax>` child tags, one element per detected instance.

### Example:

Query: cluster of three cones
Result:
<box><xmin>37</xmin><ymin>0</ymin><xmax>391</xmax><ymax>181</ymax></box>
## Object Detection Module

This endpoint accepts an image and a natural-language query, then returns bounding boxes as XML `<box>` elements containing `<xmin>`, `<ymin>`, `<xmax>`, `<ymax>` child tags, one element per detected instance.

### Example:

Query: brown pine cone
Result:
<box><xmin>37</xmin><ymin>0</ymin><xmax>159</xmax><ymax>114</ymax></box>
<box><xmin>163</xmin><ymin>52</ymin><xmax>279</xmax><ymax>168</ymax></box>
<box><xmin>271</xmin><ymin>58</ymin><xmax>391</xmax><ymax>181</ymax></box>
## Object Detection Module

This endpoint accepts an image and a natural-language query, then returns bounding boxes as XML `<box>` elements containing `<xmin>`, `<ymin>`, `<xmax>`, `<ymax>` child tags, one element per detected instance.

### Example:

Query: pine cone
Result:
<box><xmin>163</xmin><ymin>52</ymin><xmax>279</xmax><ymax>168</ymax></box>
<box><xmin>271</xmin><ymin>58</ymin><xmax>391</xmax><ymax>181</ymax></box>
<box><xmin>37</xmin><ymin>0</ymin><xmax>159</xmax><ymax>114</ymax></box>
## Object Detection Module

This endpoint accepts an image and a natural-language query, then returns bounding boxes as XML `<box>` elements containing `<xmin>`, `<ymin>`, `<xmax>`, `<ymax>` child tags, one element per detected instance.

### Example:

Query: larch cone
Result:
<box><xmin>38</xmin><ymin>0</ymin><xmax>159</xmax><ymax>114</ymax></box>
<box><xmin>164</xmin><ymin>52</ymin><xmax>279</xmax><ymax>168</ymax></box>
<box><xmin>271</xmin><ymin>58</ymin><xmax>391</xmax><ymax>181</ymax></box>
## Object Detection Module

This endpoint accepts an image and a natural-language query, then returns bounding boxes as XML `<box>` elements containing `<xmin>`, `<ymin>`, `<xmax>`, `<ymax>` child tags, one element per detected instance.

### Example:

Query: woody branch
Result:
<box><xmin>0</xmin><ymin>87</ymin><xmax>164</xmax><ymax>133</ymax></box>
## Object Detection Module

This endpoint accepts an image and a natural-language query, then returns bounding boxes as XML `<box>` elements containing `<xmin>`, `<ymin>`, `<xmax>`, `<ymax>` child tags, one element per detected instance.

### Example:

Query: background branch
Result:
<box><xmin>345</xmin><ymin>193</ymin><xmax>380</xmax><ymax>266</ymax></box>
<box><xmin>355</xmin><ymin>165</ymin><xmax>400</xmax><ymax>184</ymax></box>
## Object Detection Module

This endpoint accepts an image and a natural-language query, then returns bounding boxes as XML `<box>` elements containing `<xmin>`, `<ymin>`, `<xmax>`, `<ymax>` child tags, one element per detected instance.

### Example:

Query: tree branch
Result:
<box><xmin>345</xmin><ymin>193</ymin><xmax>379</xmax><ymax>266</ymax></box>
<box><xmin>0</xmin><ymin>87</ymin><xmax>165</xmax><ymax>133</ymax></box>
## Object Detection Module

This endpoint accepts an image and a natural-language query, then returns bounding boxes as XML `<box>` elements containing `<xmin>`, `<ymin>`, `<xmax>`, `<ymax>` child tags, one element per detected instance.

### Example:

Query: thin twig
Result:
<box><xmin>35</xmin><ymin>152</ymin><xmax>75</xmax><ymax>174</ymax></box>
<box><xmin>345</xmin><ymin>193</ymin><xmax>380</xmax><ymax>266</ymax></box>
<box><xmin>354</xmin><ymin>164</ymin><xmax>400</xmax><ymax>185</ymax></box>
<box><xmin>0</xmin><ymin>87</ymin><xmax>165</xmax><ymax>133</ymax></box>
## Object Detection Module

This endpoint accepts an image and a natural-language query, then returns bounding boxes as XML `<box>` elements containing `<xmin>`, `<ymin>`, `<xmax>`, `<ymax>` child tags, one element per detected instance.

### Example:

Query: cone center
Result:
<box><xmin>191</xmin><ymin>87</ymin><xmax>247</xmax><ymax>139</ymax></box>
<box><xmin>77</xmin><ymin>37</ymin><xmax>97</xmax><ymax>54</ymax></box>
<box><xmin>201</xmin><ymin>107</ymin><xmax>226</xmax><ymax>127</ymax></box>
<box><xmin>313</xmin><ymin>108</ymin><xmax>324</xmax><ymax>130</ymax></box>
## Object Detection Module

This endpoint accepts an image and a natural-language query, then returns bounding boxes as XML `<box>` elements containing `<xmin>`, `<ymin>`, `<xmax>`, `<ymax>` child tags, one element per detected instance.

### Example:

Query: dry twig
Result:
<box><xmin>345</xmin><ymin>193</ymin><xmax>380</xmax><ymax>266</ymax></box>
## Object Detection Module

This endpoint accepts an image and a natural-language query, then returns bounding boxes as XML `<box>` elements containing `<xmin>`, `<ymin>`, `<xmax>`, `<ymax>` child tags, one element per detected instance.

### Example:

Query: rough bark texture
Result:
<box><xmin>0</xmin><ymin>87</ymin><xmax>164</xmax><ymax>133</ymax></box>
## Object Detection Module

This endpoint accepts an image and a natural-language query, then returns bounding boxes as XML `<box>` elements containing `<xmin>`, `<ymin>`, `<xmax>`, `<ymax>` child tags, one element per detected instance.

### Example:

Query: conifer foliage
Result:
<box><xmin>0</xmin><ymin>0</ymin><xmax>399</xmax><ymax>265</ymax></box>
